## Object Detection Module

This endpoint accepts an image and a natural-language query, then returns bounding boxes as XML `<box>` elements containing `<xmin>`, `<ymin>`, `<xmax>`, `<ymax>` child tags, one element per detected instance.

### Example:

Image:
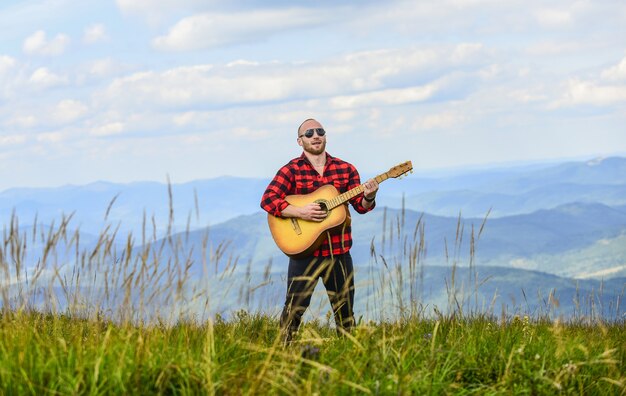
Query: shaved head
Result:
<box><xmin>297</xmin><ymin>118</ymin><xmax>323</xmax><ymax>136</ymax></box>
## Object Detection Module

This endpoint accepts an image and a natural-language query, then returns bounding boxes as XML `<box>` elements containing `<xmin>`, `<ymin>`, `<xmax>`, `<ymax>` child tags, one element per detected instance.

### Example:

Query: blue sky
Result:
<box><xmin>1</xmin><ymin>0</ymin><xmax>625</xmax><ymax>190</ymax></box>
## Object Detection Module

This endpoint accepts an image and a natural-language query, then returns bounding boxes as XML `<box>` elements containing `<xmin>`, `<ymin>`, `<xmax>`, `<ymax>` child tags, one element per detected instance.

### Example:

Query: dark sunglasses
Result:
<box><xmin>299</xmin><ymin>128</ymin><xmax>326</xmax><ymax>138</ymax></box>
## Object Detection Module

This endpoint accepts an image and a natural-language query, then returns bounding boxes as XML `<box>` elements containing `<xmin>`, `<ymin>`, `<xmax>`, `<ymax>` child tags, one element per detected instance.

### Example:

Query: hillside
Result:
<box><xmin>130</xmin><ymin>202</ymin><xmax>626</xmax><ymax>283</ymax></box>
<box><xmin>2</xmin><ymin>156</ymin><xmax>625</xmax><ymax>321</ymax></box>
<box><xmin>3</xmin><ymin>157</ymin><xmax>626</xmax><ymax>236</ymax></box>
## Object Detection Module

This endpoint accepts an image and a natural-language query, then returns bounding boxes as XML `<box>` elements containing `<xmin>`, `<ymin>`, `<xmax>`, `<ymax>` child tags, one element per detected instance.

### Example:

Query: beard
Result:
<box><xmin>303</xmin><ymin>139</ymin><xmax>326</xmax><ymax>155</ymax></box>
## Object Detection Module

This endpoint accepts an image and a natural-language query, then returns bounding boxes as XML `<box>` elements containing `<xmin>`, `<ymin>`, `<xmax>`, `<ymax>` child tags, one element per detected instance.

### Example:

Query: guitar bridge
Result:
<box><xmin>290</xmin><ymin>218</ymin><xmax>302</xmax><ymax>235</ymax></box>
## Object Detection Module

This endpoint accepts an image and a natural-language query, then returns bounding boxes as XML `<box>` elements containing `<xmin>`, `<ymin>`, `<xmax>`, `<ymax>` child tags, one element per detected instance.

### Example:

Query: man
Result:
<box><xmin>260</xmin><ymin>118</ymin><xmax>379</xmax><ymax>343</ymax></box>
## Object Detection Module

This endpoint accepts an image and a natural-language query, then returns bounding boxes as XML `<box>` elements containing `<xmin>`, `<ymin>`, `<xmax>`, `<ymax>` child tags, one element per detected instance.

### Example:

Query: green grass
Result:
<box><xmin>0</xmin><ymin>310</ymin><xmax>624</xmax><ymax>395</ymax></box>
<box><xmin>1</xmin><ymin>204</ymin><xmax>625</xmax><ymax>394</ymax></box>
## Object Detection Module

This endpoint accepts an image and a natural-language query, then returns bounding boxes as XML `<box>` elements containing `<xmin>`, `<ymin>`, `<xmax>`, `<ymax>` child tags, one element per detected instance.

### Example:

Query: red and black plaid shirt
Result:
<box><xmin>261</xmin><ymin>152</ymin><xmax>374</xmax><ymax>257</ymax></box>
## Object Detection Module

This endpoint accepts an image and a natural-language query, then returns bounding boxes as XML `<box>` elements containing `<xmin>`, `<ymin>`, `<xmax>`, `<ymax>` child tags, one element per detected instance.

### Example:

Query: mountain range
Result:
<box><xmin>161</xmin><ymin>201</ymin><xmax>626</xmax><ymax>280</ymax></box>
<box><xmin>2</xmin><ymin>156</ymin><xmax>626</xmax><ymax>235</ymax></box>
<box><xmin>2</xmin><ymin>156</ymin><xmax>625</xmax><ymax>319</ymax></box>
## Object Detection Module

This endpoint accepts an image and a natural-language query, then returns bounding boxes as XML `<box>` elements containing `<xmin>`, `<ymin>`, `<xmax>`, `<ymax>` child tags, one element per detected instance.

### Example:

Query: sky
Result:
<box><xmin>0</xmin><ymin>0</ymin><xmax>625</xmax><ymax>191</ymax></box>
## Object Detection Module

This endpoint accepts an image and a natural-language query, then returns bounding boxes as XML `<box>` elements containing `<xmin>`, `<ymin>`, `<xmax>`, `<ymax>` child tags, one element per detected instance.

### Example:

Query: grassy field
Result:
<box><xmin>0</xmin><ymin>310</ymin><xmax>624</xmax><ymax>394</ymax></box>
<box><xmin>1</xmin><ymin>206</ymin><xmax>625</xmax><ymax>394</ymax></box>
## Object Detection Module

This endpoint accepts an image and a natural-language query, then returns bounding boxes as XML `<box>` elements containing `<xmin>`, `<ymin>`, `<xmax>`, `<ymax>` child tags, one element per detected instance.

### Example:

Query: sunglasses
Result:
<box><xmin>299</xmin><ymin>128</ymin><xmax>326</xmax><ymax>138</ymax></box>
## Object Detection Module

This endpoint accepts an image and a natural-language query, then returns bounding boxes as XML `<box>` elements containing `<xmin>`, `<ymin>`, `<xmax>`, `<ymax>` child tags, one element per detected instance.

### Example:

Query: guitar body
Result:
<box><xmin>267</xmin><ymin>184</ymin><xmax>348</xmax><ymax>258</ymax></box>
<box><xmin>266</xmin><ymin>160</ymin><xmax>413</xmax><ymax>258</ymax></box>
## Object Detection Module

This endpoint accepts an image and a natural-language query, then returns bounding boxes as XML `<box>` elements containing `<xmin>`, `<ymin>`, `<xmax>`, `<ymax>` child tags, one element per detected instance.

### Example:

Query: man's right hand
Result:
<box><xmin>298</xmin><ymin>203</ymin><xmax>327</xmax><ymax>222</ymax></box>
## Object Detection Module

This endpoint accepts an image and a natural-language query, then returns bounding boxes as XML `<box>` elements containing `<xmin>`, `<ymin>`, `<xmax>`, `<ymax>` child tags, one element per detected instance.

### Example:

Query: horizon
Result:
<box><xmin>2</xmin><ymin>152</ymin><xmax>625</xmax><ymax>193</ymax></box>
<box><xmin>1</xmin><ymin>1</ymin><xmax>625</xmax><ymax>191</ymax></box>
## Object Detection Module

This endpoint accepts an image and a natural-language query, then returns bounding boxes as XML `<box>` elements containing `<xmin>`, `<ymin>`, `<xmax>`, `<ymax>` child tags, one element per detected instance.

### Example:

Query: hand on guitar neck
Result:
<box><xmin>361</xmin><ymin>178</ymin><xmax>380</xmax><ymax>208</ymax></box>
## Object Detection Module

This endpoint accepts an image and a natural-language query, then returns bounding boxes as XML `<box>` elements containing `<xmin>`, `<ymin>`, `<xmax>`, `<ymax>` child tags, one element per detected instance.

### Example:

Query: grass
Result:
<box><xmin>1</xmin><ymin>194</ymin><xmax>625</xmax><ymax>394</ymax></box>
<box><xmin>0</xmin><ymin>310</ymin><xmax>624</xmax><ymax>394</ymax></box>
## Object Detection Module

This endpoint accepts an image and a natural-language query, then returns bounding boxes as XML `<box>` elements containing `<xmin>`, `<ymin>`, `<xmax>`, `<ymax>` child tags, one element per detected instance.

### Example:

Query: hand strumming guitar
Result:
<box><xmin>281</xmin><ymin>202</ymin><xmax>328</xmax><ymax>222</ymax></box>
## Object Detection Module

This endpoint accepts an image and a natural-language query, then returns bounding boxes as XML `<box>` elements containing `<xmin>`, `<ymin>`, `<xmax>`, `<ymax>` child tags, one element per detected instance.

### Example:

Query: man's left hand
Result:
<box><xmin>363</xmin><ymin>178</ymin><xmax>379</xmax><ymax>201</ymax></box>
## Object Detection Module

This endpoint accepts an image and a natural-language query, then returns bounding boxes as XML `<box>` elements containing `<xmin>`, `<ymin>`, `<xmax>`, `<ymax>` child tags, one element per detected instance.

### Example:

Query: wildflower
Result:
<box><xmin>301</xmin><ymin>344</ymin><xmax>320</xmax><ymax>360</ymax></box>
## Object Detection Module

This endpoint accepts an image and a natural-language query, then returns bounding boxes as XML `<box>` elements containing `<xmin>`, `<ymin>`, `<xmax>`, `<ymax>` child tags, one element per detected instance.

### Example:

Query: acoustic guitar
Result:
<box><xmin>267</xmin><ymin>161</ymin><xmax>413</xmax><ymax>258</ymax></box>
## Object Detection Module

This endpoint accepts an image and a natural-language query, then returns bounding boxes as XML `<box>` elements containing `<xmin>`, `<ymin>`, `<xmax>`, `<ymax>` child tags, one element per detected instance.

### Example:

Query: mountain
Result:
<box><xmin>176</xmin><ymin>264</ymin><xmax>625</xmax><ymax>321</ymax></box>
<box><xmin>0</xmin><ymin>177</ymin><xmax>270</xmax><ymax>236</ymax></box>
<box><xmin>3</xmin><ymin>157</ymin><xmax>625</xmax><ymax>236</ymax></box>
<box><xmin>371</xmin><ymin>156</ymin><xmax>626</xmax><ymax>195</ymax></box>
<box><xmin>377</xmin><ymin>157</ymin><xmax>626</xmax><ymax>217</ymax></box>
<box><xmin>489</xmin><ymin>156</ymin><xmax>626</xmax><ymax>193</ymax></box>
<box><xmin>394</xmin><ymin>183</ymin><xmax>626</xmax><ymax>218</ymax></box>
<box><xmin>133</xmin><ymin>202</ymin><xmax>626</xmax><ymax>282</ymax></box>
<box><xmin>10</xmin><ymin>263</ymin><xmax>624</xmax><ymax>321</ymax></box>
<box><xmin>6</xmin><ymin>206</ymin><xmax>624</xmax><ymax>321</ymax></box>
<box><xmin>4</xmin><ymin>156</ymin><xmax>625</xmax><ymax>321</ymax></box>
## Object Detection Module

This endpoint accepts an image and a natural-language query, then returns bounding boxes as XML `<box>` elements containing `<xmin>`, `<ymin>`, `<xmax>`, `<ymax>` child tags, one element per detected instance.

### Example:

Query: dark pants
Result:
<box><xmin>280</xmin><ymin>253</ymin><xmax>355</xmax><ymax>342</ymax></box>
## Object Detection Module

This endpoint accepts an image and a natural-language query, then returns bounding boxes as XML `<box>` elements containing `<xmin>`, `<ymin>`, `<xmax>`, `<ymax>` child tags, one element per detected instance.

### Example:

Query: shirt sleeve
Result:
<box><xmin>347</xmin><ymin>164</ymin><xmax>375</xmax><ymax>214</ymax></box>
<box><xmin>260</xmin><ymin>165</ymin><xmax>294</xmax><ymax>217</ymax></box>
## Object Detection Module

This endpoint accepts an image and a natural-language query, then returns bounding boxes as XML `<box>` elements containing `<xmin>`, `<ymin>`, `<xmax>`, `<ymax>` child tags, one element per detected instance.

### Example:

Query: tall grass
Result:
<box><xmin>0</xmin><ymin>191</ymin><xmax>624</xmax><ymax>394</ymax></box>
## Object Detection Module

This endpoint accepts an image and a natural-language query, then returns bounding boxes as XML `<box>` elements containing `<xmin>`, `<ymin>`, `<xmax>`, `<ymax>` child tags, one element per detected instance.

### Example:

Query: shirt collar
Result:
<box><xmin>298</xmin><ymin>152</ymin><xmax>334</xmax><ymax>167</ymax></box>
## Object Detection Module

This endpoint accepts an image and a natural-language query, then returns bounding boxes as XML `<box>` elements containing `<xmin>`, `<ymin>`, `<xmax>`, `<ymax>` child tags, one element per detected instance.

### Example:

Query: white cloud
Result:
<box><xmin>74</xmin><ymin>58</ymin><xmax>132</xmax><ymax>86</ymax></box>
<box><xmin>330</xmin><ymin>84</ymin><xmax>439</xmax><ymax>110</ymax></box>
<box><xmin>450</xmin><ymin>43</ymin><xmax>485</xmax><ymax>62</ymax></box>
<box><xmin>173</xmin><ymin>111</ymin><xmax>197</xmax><ymax>126</ymax></box>
<box><xmin>83</xmin><ymin>23</ymin><xmax>108</xmax><ymax>44</ymax></box>
<box><xmin>231</xmin><ymin>127</ymin><xmax>271</xmax><ymax>140</ymax></box>
<box><xmin>554</xmin><ymin>79</ymin><xmax>626</xmax><ymax>107</ymax></box>
<box><xmin>99</xmin><ymin>45</ymin><xmax>488</xmax><ymax>112</ymax></box>
<box><xmin>91</xmin><ymin>122</ymin><xmax>125</xmax><ymax>137</ymax></box>
<box><xmin>23</xmin><ymin>30</ymin><xmax>70</xmax><ymax>56</ymax></box>
<box><xmin>36</xmin><ymin>131</ymin><xmax>69</xmax><ymax>143</ymax></box>
<box><xmin>0</xmin><ymin>55</ymin><xmax>17</xmax><ymax>76</ymax></box>
<box><xmin>29</xmin><ymin>67</ymin><xmax>68</xmax><ymax>89</ymax></box>
<box><xmin>0</xmin><ymin>134</ymin><xmax>27</xmax><ymax>146</ymax></box>
<box><xmin>0</xmin><ymin>56</ymin><xmax>20</xmax><ymax>100</ymax></box>
<box><xmin>526</xmin><ymin>41</ymin><xmax>583</xmax><ymax>56</ymax></box>
<box><xmin>601</xmin><ymin>54</ymin><xmax>626</xmax><ymax>82</ymax></box>
<box><xmin>87</xmin><ymin>58</ymin><xmax>118</xmax><ymax>77</ymax></box>
<box><xmin>534</xmin><ymin>8</ymin><xmax>573</xmax><ymax>28</ymax></box>
<box><xmin>116</xmin><ymin>0</ymin><xmax>208</xmax><ymax>20</ymax></box>
<box><xmin>417</xmin><ymin>111</ymin><xmax>466</xmax><ymax>130</ymax></box>
<box><xmin>53</xmin><ymin>100</ymin><xmax>88</xmax><ymax>123</ymax></box>
<box><xmin>153</xmin><ymin>9</ymin><xmax>327</xmax><ymax>51</ymax></box>
<box><xmin>547</xmin><ymin>54</ymin><xmax>626</xmax><ymax>107</ymax></box>
<box><xmin>332</xmin><ymin>111</ymin><xmax>357</xmax><ymax>122</ymax></box>
<box><xmin>509</xmin><ymin>88</ymin><xmax>548</xmax><ymax>103</ymax></box>
<box><xmin>6</xmin><ymin>115</ymin><xmax>37</xmax><ymax>129</ymax></box>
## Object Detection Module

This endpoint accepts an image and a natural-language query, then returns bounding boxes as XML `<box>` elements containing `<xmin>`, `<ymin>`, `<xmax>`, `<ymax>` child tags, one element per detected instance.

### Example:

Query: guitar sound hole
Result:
<box><xmin>315</xmin><ymin>200</ymin><xmax>329</xmax><ymax>216</ymax></box>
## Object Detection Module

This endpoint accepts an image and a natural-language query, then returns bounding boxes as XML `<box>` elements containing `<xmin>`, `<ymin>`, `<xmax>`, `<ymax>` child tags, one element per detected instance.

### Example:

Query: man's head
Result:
<box><xmin>297</xmin><ymin>118</ymin><xmax>327</xmax><ymax>155</ymax></box>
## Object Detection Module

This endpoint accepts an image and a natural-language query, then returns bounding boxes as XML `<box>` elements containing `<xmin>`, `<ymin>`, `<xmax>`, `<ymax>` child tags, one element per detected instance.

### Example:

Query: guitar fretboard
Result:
<box><xmin>327</xmin><ymin>173</ymin><xmax>389</xmax><ymax>210</ymax></box>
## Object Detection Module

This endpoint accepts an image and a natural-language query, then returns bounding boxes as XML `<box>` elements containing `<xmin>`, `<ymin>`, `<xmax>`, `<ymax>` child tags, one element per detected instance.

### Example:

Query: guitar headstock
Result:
<box><xmin>387</xmin><ymin>161</ymin><xmax>413</xmax><ymax>179</ymax></box>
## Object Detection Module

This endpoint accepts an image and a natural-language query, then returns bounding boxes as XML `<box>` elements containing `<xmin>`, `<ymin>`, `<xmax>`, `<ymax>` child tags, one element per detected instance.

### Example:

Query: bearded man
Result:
<box><xmin>260</xmin><ymin>118</ymin><xmax>379</xmax><ymax>342</ymax></box>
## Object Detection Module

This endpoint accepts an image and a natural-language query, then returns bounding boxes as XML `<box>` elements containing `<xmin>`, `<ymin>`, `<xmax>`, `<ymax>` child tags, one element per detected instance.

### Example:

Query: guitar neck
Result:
<box><xmin>327</xmin><ymin>172</ymin><xmax>390</xmax><ymax>210</ymax></box>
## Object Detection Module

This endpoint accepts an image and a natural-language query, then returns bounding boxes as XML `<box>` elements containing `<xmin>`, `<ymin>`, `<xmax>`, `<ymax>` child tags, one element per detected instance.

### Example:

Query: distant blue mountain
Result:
<box><xmin>129</xmin><ymin>202</ymin><xmax>626</xmax><ymax>283</ymax></box>
<box><xmin>372</xmin><ymin>156</ymin><xmax>626</xmax><ymax>194</ymax></box>
<box><xmin>4</xmin><ymin>157</ymin><xmax>625</xmax><ymax>321</ymax></box>
<box><xmin>2</xmin><ymin>156</ymin><xmax>626</xmax><ymax>235</ymax></box>
<box><xmin>2</xmin><ymin>156</ymin><xmax>626</xmax><ymax>280</ymax></box>
<box><xmin>0</xmin><ymin>177</ymin><xmax>270</xmax><ymax>236</ymax></box>
<box><xmin>393</xmin><ymin>183</ymin><xmax>626</xmax><ymax>218</ymax></box>
<box><xmin>376</xmin><ymin>156</ymin><xmax>626</xmax><ymax>216</ymax></box>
